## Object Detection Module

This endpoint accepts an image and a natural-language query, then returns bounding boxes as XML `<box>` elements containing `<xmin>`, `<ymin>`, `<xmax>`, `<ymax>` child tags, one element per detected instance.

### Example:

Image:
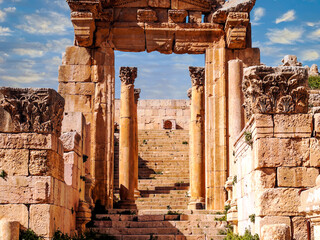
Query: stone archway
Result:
<box><xmin>59</xmin><ymin>0</ymin><xmax>261</xmax><ymax>210</ymax></box>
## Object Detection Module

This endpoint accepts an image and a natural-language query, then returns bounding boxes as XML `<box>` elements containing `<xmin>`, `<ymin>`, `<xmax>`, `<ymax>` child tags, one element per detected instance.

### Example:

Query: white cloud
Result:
<box><xmin>276</xmin><ymin>10</ymin><xmax>296</xmax><ymax>24</ymax></box>
<box><xmin>0</xmin><ymin>0</ymin><xmax>3</xmax><ymax>4</ymax></box>
<box><xmin>0</xmin><ymin>10</ymin><xmax>6</xmax><ymax>22</ymax></box>
<box><xmin>13</xmin><ymin>48</ymin><xmax>44</xmax><ymax>58</ymax></box>
<box><xmin>310</xmin><ymin>29</ymin><xmax>320</xmax><ymax>38</ymax></box>
<box><xmin>45</xmin><ymin>38</ymin><xmax>72</xmax><ymax>54</ymax></box>
<box><xmin>301</xmin><ymin>50</ymin><xmax>320</xmax><ymax>61</ymax></box>
<box><xmin>17</xmin><ymin>11</ymin><xmax>72</xmax><ymax>35</ymax></box>
<box><xmin>1</xmin><ymin>70</ymin><xmax>46</xmax><ymax>83</ymax></box>
<box><xmin>252</xmin><ymin>7</ymin><xmax>265</xmax><ymax>25</ymax></box>
<box><xmin>4</xmin><ymin>7</ymin><xmax>16</xmax><ymax>13</ymax></box>
<box><xmin>266</xmin><ymin>28</ymin><xmax>303</xmax><ymax>44</ymax></box>
<box><xmin>0</xmin><ymin>26</ymin><xmax>13</xmax><ymax>36</ymax></box>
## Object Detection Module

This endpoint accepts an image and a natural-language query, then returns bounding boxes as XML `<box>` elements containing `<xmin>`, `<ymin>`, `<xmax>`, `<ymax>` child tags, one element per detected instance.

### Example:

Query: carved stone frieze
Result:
<box><xmin>134</xmin><ymin>88</ymin><xmax>141</xmax><ymax>103</ymax></box>
<box><xmin>281</xmin><ymin>55</ymin><xmax>302</xmax><ymax>67</ymax></box>
<box><xmin>119</xmin><ymin>67</ymin><xmax>138</xmax><ymax>85</ymax></box>
<box><xmin>0</xmin><ymin>88</ymin><xmax>65</xmax><ymax>136</ymax></box>
<box><xmin>189</xmin><ymin>67</ymin><xmax>205</xmax><ymax>86</ymax></box>
<box><xmin>71</xmin><ymin>11</ymin><xmax>96</xmax><ymax>47</ymax></box>
<box><xmin>242</xmin><ymin>64</ymin><xmax>309</xmax><ymax>119</ymax></box>
<box><xmin>168</xmin><ymin>9</ymin><xmax>188</xmax><ymax>23</ymax></box>
<box><xmin>225</xmin><ymin>12</ymin><xmax>249</xmax><ymax>49</ymax></box>
<box><xmin>137</xmin><ymin>9</ymin><xmax>158</xmax><ymax>22</ymax></box>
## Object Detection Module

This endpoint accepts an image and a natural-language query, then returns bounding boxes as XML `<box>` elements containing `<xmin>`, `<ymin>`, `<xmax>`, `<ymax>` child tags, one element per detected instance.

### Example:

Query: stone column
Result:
<box><xmin>228</xmin><ymin>59</ymin><xmax>244</xmax><ymax>178</ymax></box>
<box><xmin>134</xmin><ymin>88</ymin><xmax>141</xmax><ymax>197</ymax></box>
<box><xmin>188</xmin><ymin>67</ymin><xmax>206</xmax><ymax>210</ymax></box>
<box><xmin>119</xmin><ymin>67</ymin><xmax>137</xmax><ymax>209</ymax></box>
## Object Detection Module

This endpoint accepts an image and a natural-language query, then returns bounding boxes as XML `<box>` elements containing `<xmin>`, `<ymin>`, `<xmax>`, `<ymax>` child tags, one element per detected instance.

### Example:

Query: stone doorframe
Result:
<box><xmin>60</xmin><ymin>0</ymin><xmax>260</xmax><ymax>210</ymax></box>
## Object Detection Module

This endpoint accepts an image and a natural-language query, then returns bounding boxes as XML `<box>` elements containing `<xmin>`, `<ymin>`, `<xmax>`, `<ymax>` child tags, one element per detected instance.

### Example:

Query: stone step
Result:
<box><xmin>93</xmin><ymin>235</ymin><xmax>226</xmax><ymax>240</ymax></box>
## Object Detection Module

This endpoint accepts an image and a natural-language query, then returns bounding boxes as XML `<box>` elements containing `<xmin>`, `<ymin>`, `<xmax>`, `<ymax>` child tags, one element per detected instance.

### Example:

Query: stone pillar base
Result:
<box><xmin>188</xmin><ymin>200</ymin><xmax>205</xmax><ymax>210</ymax></box>
<box><xmin>118</xmin><ymin>200</ymin><xmax>137</xmax><ymax>209</ymax></box>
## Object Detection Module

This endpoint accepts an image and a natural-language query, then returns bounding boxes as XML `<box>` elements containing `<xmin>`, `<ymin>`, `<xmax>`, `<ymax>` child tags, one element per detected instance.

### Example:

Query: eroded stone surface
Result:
<box><xmin>261</xmin><ymin>224</ymin><xmax>290</xmax><ymax>240</ymax></box>
<box><xmin>0</xmin><ymin>88</ymin><xmax>65</xmax><ymax>136</ymax></box>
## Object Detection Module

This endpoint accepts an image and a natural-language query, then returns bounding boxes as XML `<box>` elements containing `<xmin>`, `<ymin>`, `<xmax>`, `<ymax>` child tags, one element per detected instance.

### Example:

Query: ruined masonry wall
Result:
<box><xmin>115</xmin><ymin>99</ymin><xmax>190</xmax><ymax>130</ymax></box>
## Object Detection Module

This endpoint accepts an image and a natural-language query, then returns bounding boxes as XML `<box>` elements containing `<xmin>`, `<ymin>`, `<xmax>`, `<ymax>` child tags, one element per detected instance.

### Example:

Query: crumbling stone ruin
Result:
<box><xmin>1</xmin><ymin>0</ymin><xmax>320</xmax><ymax>239</ymax></box>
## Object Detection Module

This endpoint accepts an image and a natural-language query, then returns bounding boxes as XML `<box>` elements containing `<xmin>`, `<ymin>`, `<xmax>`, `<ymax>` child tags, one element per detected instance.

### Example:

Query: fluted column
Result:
<box><xmin>188</xmin><ymin>67</ymin><xmax>206</xmax><ymax>210</ymax></box>
<box><xmin>228</xmin><ymin>60</ymin><xmax>244</xmax><ymax>178</ymax></box>
<box><xmin>119</xmin><ymin>67</ymin><xmax>137</xmax><ymax>209</ymax></box>
<box><xmin>133</xmin><ymin>88</ymin><xmax>141</xmax><ymax>198</ymax></box>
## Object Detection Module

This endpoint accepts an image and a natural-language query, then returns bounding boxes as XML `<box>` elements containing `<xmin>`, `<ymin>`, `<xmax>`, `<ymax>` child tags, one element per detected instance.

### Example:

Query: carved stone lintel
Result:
<box><xmin>189</xmin><ymin>67</ymin><xmax>205</xmax><ymax>86</ymax></box>
<box><xmin>137</xmin><ymin>9</ymin><xmax>157</xmax><ymax>22</ymax></box>
<box><xmin>71</xmin><ymin>11</ymin><xmax>96</xmax><ymax>47</ymax></box>
<box><xmin>242</xmin><ymin>62</ymin><xmax>309</xmax><ymax>119</ymax></box>
<box><xmin>168</xmin><ymin>10</ymin><xmax>188</xmax><ymax>23</ymax></box>
<box><xmin>0</xmin><ymin>88</ymin><xmax>65</xmax><ymax>136</ymax></box>
<box><xmin>134</xmin><ymin>88</ymin><xmax>141</xmax><ymax>103</ymax></box>
<box><xmin>100</xmin><ymin>8</ymin><xmax>114</xmax><ymax>22</ymax></box>
<box><xmin>119</xmin><ymin>67</ymin><xmax>138</xmax><ymax>85</ymax></box>
<box><xmin>225</xmin><ymin>12</ymin><xmax>249</xmax><ymax>49</ymax></box>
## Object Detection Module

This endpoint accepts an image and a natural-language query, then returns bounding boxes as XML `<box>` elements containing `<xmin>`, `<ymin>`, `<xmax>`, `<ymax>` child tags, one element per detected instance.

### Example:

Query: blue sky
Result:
<box><xmin>0</xmin><ymin>0</ymin><xmax>319</xmax><ymax>99</ymax></box>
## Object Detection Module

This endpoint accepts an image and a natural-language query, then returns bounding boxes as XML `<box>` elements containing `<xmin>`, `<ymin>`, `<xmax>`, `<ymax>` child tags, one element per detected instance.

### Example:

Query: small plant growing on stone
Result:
<box><xmin>249</xmin><ymin>214</ymin><xmax>255</xmax><ymax>223</ymax></box>
<box><xmin>223</xmin><ymin>228</ymin><xmax>259</xmax><ymax>240</ymax></box>
<box><xmin>143</xmin><ymin>139</ymin><xmax>148</xmax><ymax>144</ymax></box>
<box><xmin>20</xmin><ymin>229</ymin><xmax>43</xmax><ymax>240</ymax></box>
<box><xmin>232</xmin><ymin>176</ymin><xmax>237</xmax><ymax>186</ymax></box>
<box><xmin>244</xmin><ymin>131</ymin><xmax>253</xmax><ymax>146</ymax></box>
<box><xmin>155</xmin><ymin>171</ymin><xmax>163</xmax><ymax>175</ymax></box>
<box><xmin>308</xmin><ymin>76</ymin><xmax>320</xmax><ymax>89</ymax></box>
<box><xmin>182</xmin><ymin>141</ymin><xmax>188</xmax><ymax>145</ymax></box>
<box><xmin>0</xmin><ymin>170</ymin><xmax>7</xmax><ymax>179</ymax></box>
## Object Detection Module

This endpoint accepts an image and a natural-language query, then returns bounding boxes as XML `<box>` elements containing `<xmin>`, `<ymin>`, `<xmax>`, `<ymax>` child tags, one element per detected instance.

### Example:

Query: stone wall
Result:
<box><xmin>115</xmin><ymin>99</ymin><xmax>190</xmax><ymax>130</ymax></box>
<box><xmin>231</xmin><ymin>113</ymin><xmax>317</xmax><ymax>238</ymax></box>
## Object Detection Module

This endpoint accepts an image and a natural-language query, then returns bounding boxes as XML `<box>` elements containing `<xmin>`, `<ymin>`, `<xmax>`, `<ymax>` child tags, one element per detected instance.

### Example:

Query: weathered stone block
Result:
<box><xmin>0</xmin><ymin>176</ymin><xmax>54</xmax><ymax>204</ymax></box>
<box><xmin>0</xmin><ymin>88</ymin><xmax>65</xmax><ymax>136</ymax></box>
<box><xmin>261</xmin><ymin>224</ymin><xmax>290</xmax><ymax>240</ymax></box>
<box><xmin>29</xmin><ymin>204</ymin><xmax>65</xmax><ymax>238</ymax></box>
<box><xmin>274</xmin><ymin>114</ymin><xmax>313</xmax><ymax>138</ymax></box>
<box><xmin>251</xmin><ymin>114</ymin><xmax>273</xmax><ymax>140</ymax></box>
<box><xmin>0</xmin><ymin>204</ymin><xmax>28</xmax><ymax>228</ymax></box>
<box><xmin>256</xmin><ymin>188</ymin><xmax>301</xmax><ymax>216</ymax></box>
<box><xmin>29</xmin><ymin>150</ymin><xmax>64</xmax><ymax>181</ymax></box>
<box><xmin>64</xmin><ymin>95</ymin><xmax>93</xmax><ymax>113</ymax></box>
<box><xmin>62</xmin><ymin>46</ymin><xmax>92</xmax><ymax>65</ymax></box>
<box><xmin>314</xmin><ymin>114</ymin><xmax>320</xmax><ymax>137</ymax></box>
<box><xmin>58</xmin><ymin>82</ymin><xmax>95</xmax><ymax>96</ymax></box>
<box><xmin>0</xmin><ymin>133</ymin><xmax>63</xmax><ymax>154</ymax></box>
<box><xmin>310</xmin><ymin>138</ymin><xmax>320</xmax><ymax>167</ymax></box>
<box><xmin>292</xmin><ymin>217</ymin><xmax>308</xmax><ymax>240</ymax></box>
<box><xmin>58</xmin><ymin>65</ymin><xmax>91</xmax><ymax>83</ymax></box>
<box><xmin>0</xmin><ymin>220</ymin><xmax>20</xmax><ymax>240</ymax></box>
<box><xmin>277</xmin><ymin>167</ymin><xmax>319</xmax><ymax>187</ymax></box>
<box><xmin>252</xmin><ymin>168</ymin><xmax>276</xmax><ymax>190</ymax></box>
<box><xmin>254</xmin><ymin>138</ymin><xmax>310</xmax><ymax>168</ymax></box>
<box><xmin>60</xmin><ymin>132</ymin><xmax>81</xmax><ymax>155</ymax></box>
<box><xmin>0</xmin><ymin>149</ymin><xmax>29</xmax><ymax>176</ymax></box>
<box><xmin>259</xmin><ymin>216</ymin><xmax>291</xmax><ymax>236</ymax></box>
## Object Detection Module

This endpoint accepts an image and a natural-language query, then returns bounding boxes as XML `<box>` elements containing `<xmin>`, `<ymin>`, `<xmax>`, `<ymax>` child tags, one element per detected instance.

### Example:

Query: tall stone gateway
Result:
<box><xmin>62</xmin><ymin>0</ymin><xmax>260</xmax><ymax>211</ymax></box>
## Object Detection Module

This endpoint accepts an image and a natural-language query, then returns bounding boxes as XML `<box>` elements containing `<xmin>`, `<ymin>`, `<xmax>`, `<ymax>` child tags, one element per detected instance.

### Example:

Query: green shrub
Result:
<box><xmin>224</xmin><ymin>229</ymin><xmax>259</xmax><ymax>240</ymax></box>
<box><xmin>20</xmin><ymin>229</ymin><xmax>43</xmax><ymax>240</ymax></box>
<box><xmin>308</xmin><ymin>76</ymin><xmax>320</xmax><ymax>89</ymax></box>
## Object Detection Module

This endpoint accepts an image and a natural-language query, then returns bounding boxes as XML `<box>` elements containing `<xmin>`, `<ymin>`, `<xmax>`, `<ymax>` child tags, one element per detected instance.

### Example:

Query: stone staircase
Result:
<box><xmin>92</xmin><ymin>130</ymin><xmax>227</xmax><ymax>239</ymax></box>
<box><xmin>114</xmin><ymin>130</ymin><xmax>190</xmax><ymax>210</ymax></box>
<box><xmin>92</xmin><ymin>209</ymin><xmax>227</xmax><ymax>240</ymax></box>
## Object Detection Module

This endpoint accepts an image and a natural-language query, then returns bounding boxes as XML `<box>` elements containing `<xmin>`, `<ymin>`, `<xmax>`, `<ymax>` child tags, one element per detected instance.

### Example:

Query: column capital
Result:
<box><xmin>119</xmin><ymin>67</ymin><xmax>137</xmax><ymax>85</ymax></box>
<box><xmin>134</xmin><ymin>88</ymin><xmax>141</xmax><ymax>104</ymax></box>
<box><xmin>189</xmin><ymin>67</ymin><xmax>205</xmax><ymax>87</ymax></box>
